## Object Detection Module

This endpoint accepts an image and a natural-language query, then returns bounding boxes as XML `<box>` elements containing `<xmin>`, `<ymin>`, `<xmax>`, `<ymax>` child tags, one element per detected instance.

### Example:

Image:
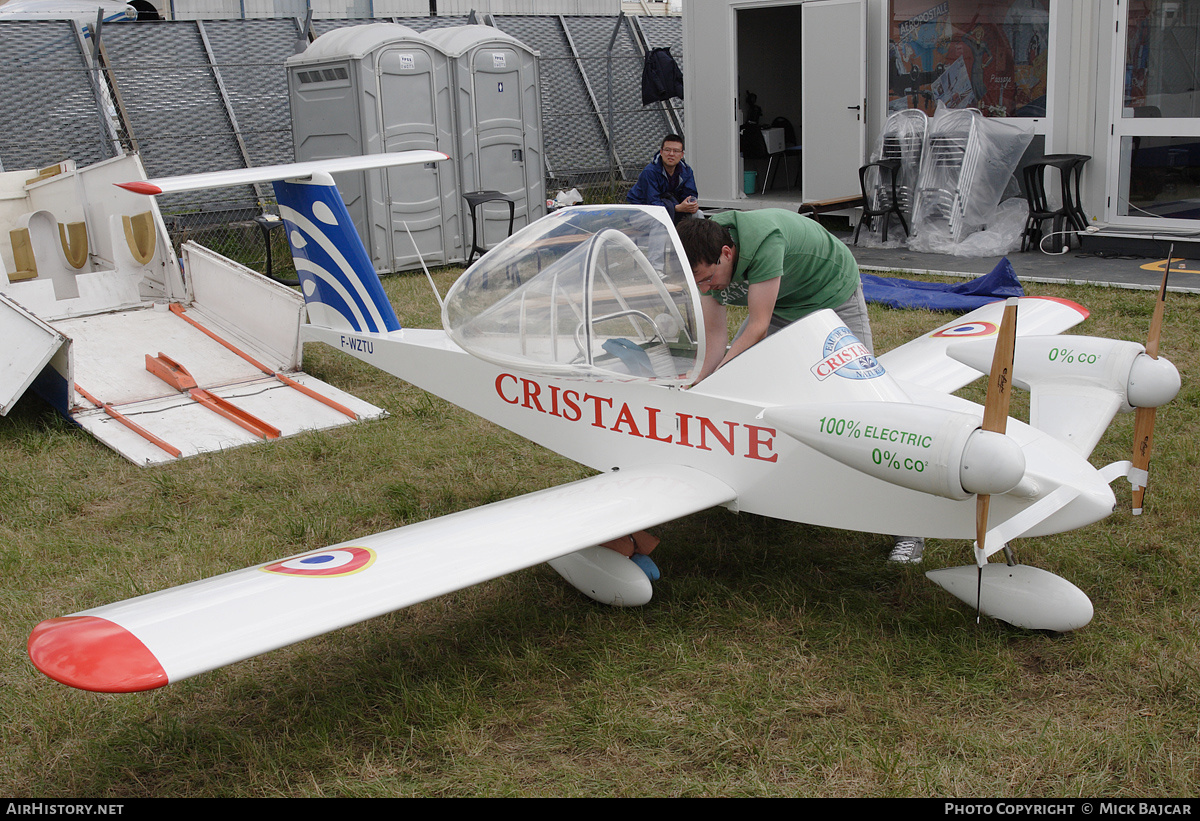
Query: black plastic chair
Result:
<box><xmin>1021</xmin><ymin>154</ymin><xmax>1089</xmax><ymax>251</ymax></box>
<box><xmin>855</xmin><ymin>159</ymin><xmax>909</xmax><ymax>245</ymax></box>
<box><xmin>463</xmin><ymin>190</ymin><xmax>516</xmax><ymax>265</ymax></box>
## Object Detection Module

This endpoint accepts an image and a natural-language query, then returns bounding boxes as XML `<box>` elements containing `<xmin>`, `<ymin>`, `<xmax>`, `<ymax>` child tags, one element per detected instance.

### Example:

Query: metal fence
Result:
<box><xmin>0</xmin><ymin>13</ymin><xmax>683</xmax><ymax>276</ymax></box>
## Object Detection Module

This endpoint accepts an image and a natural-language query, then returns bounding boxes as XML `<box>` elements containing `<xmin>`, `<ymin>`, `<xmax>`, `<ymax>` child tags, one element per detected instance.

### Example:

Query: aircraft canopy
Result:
<box><xmin>442</xmin><ymin>205</ymin><xmax>703</xmax><ymax>386</ymax></box>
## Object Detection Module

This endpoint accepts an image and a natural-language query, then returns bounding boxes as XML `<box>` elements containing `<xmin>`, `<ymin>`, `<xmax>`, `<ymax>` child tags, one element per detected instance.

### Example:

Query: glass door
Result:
<box><xmin>1109</xmin><ymin>0</ymin><xmax>1200</xmax><ymax>227</ymax></box>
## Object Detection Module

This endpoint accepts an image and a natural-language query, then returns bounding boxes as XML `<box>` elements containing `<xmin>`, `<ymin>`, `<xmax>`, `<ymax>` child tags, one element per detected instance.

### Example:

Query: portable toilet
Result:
<box><xmin>286</xmin><ymin>23</ymin><xmax>463</xmax><ymax>272</ymax></box>
<box><xmin>424</xmin><ymin>25</ymin><xmax>546</xmax><ymax>252</ymax></box>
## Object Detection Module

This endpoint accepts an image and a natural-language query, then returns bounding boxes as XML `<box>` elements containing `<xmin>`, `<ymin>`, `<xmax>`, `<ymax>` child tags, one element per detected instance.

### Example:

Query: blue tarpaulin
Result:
<box><xmin>862</xmin><ymin>257</ymin><xmax>1023</xmax><ymax>312</ymax></box>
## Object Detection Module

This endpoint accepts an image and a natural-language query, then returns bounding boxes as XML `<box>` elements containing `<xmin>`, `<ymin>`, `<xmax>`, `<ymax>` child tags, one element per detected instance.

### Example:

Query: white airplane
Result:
<box><xmin>26</xmin><ymin>152</ymin><xmax>1181</xmax><ymax>693</ymax></box>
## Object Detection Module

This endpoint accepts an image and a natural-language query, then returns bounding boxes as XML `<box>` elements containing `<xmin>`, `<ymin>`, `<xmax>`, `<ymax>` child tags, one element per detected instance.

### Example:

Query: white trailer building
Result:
<box><xmin>683</xmin><ymin>0</ymin><xmax>1200</xmax><ymax>245</ymax></box>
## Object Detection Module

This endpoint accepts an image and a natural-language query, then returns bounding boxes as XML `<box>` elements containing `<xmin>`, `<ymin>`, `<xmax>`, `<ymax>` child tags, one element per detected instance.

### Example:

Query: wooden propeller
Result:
<box><xmin>1131</xmin><ymin>264</ymin><xmax>1170</xmax><ymax>515</ymax></box>
<box><xmin>976</xmin><ymin>298</ymin><xmax>1019</xmax><ymax>620</ymax></box>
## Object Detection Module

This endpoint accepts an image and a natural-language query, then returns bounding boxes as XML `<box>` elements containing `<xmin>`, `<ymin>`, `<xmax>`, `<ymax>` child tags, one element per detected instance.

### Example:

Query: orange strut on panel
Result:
<box><xmin>168</xmin><ymin>303</ymin><xmax>359</xmax><ymax>419</ymax></box>
<box><xmin>187</xmin><ymin>388</ymin><xmax>282</xmax><ymax>439</ymax></box>
<box><xmin>143</xmin><ymin>352</ymin><xmax>279</xmax><ymax>439</ymax></box>
<box><xmin>74</xmin><ymin>383</ymin><xmax>183</xmax><ymax>459</ymax></box>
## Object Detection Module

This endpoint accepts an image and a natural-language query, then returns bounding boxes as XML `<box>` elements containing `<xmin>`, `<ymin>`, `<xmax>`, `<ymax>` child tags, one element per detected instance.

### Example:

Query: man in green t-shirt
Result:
<box><xmin>676</xmin><ymin>211</ymin><xmax>924</xmax><ymax>565</ymax></box>
<box><xmin>676</xmin><ymin>209</ymin><xmax>872</xmax><ymax>384</ymax></box>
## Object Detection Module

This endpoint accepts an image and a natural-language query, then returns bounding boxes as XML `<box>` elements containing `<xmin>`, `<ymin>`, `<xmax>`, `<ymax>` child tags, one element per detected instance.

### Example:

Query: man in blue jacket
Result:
<box><xmin>626</xmin><ymin>134</ymin><xmax>699</xmax><ymax>224</ymax></box>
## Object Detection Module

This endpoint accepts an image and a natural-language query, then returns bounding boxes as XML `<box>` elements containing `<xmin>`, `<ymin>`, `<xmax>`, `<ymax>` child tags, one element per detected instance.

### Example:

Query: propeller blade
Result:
<box><xmin>976</xmin><ymin>298</ymin><xmax>1019</xmax><ymax>620</ymax></box>
<box><xmin>1130</xmin><ymin>264</ymin><xmax>1170</xmax><ymax>514</ymax></box>
<box><xmin>1131</xmin><ymin>407</ymin><xmax>1156</xmax><ymax>515</ymax></box>
<box><xmin>981</xmin><ymin>298</ymin><xmax>1019</xmax><ymax>437</ymax></box>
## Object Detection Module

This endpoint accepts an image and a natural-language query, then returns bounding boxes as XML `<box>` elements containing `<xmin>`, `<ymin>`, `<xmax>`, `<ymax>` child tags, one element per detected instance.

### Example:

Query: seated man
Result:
<box><xmin>626</xmin><ymin>134</ymin><xmax>700</xmax><ymax>224</ymax></box>
<box><xmin>675</xmin><ymin>208</ymin><xmax>872</xmax><ymax>383</ymax></box>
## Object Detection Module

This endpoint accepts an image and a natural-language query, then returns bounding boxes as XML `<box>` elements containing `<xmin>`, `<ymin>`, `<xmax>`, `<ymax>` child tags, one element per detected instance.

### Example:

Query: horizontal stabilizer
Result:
<box><xmin>116</xmin><ymin>151</ymin><xmax>449</xmax><ymax>196</ymax></box>
<box><xmin>28</xmin><ymin>464</ymin><xmax>735</xmax><ymax>692</ymax></box>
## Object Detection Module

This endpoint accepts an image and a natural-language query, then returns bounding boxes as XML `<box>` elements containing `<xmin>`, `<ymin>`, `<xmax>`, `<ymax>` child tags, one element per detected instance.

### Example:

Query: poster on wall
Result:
<box><xmin>888</xmin><ymin>0</ymin><xmax>1049</xmax><ymax>118</ymax></box>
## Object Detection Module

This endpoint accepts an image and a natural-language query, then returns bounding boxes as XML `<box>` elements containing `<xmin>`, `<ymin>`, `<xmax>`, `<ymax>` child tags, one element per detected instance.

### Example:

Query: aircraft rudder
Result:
<box><xmin>272</xmin><ymin>177</ymin><xmax>401</xmax><ymax>334</ymax></box>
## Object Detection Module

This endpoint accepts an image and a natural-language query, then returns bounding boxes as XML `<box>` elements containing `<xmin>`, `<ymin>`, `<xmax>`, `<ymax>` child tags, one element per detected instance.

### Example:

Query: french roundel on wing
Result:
<box><xmin>931</xmin><ymin>321</ymin><xmax>999</xmax><ymax>339</ymax></box>
<box><xmin>263</xmin><ymin>547</ymin><xmax>376</xmax><ymax>577</ymax></box>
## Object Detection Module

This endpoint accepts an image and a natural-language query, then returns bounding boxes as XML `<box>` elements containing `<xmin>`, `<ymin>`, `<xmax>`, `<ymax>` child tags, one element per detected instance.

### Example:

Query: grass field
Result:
<box><xmin>2</xmin><ymin>267</ymin><xmax>1198</xmax><ymax>797</ymax></box>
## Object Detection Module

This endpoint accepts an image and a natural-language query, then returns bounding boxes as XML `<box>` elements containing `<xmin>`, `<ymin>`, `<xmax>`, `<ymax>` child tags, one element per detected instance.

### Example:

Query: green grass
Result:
<box><xmin>2</xmin><ymin>269</ymin><xmax>1199</xmax><ymax>797</ymax></box>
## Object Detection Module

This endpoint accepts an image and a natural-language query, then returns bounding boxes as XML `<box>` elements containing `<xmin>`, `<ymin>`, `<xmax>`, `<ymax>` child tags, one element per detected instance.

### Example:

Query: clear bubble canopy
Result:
<box><xmin>442</xmin><ymin>205</ymin><xmax>704</xmax><ymax>386</ymax></box>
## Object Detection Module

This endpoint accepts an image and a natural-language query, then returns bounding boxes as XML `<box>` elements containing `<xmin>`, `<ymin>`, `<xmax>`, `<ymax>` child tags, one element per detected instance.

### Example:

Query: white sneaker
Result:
<box><xmin>889</xmin><ymin>536</ymin><xmax>925</xmax><ymax>564</ymax></box>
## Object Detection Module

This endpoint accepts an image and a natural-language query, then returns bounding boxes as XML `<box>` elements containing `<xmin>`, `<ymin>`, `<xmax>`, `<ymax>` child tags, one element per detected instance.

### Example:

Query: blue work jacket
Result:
<box><xmin>626</xmin><ymin>154</ymin><xmax>698</xmax><ymax>223</ymax></box>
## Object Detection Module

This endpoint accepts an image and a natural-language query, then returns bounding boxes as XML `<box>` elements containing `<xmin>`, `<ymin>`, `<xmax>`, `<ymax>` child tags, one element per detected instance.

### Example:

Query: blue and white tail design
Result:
<box><xmin>117</xmin><ymin>152</ymin><xmax>447</xmax><ymax>333</ymax></box>
<box><xmin>273</xmin><ymin>177</ymin><xmax>401</xmax><ymax>334</ymax></box>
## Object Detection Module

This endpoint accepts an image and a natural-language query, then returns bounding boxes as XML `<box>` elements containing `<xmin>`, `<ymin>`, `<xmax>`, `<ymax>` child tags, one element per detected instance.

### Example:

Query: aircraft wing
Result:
<box><xmin>28</xmin><ymin>464</ymin><xmax>735</xmax><ymax>693</ymax></box>
<box><xmin>877</xmin><ymin>296</ymin><xmax>1090</xmax><ymax>393</ymax></box>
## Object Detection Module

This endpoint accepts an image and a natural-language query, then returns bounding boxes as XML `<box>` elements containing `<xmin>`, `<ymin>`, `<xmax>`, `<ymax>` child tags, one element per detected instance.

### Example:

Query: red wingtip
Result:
<box><xmin>28</xmin><ymin>616</ymin><xmax>169</xmax><ymax>693</ymax></box>
<box><xmin>1030</xmin><ymin>295</ymin><xmax>1090</xmax><ymax>321</ymax></box>
<box><xmin>115</xmin><ymin>181</ymin><xmax>163</xmax><ymax>195</ymax></box>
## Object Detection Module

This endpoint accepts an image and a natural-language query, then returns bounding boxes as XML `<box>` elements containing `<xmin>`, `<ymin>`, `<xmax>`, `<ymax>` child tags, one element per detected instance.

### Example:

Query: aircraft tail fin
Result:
<box><xmin>117</xmin><ymin>151</ymin><xmax>450</xmax><ymax>334</ymax></box>
<box><xmin>272</xmin><ymin>176</ymin><xmax>400</xmax><ymax>334</ymax></box>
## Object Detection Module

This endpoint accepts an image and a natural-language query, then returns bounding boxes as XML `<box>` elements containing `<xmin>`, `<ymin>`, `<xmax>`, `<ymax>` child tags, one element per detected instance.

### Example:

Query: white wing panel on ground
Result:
<box><xmin>878</xmin><ymin>296</ymin><xmax>1090</xmax><ymax>393</ymax></box>
<box><xmin>0</xmin><ymin>294</ymin><xmax>68</xmax><ymax>415</ymax></box>
<box><xmin>28</xmin><ymin>465</ymin><xmax>736</xmax><ymax>692</ymax></box>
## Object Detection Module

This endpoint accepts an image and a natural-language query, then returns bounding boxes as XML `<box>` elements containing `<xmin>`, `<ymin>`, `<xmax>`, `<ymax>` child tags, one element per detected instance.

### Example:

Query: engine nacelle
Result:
<box><xmin>948</xmin><ymin>335</ymin><xmax>1180</xmax><ymax>412</ymax></box>
<box><xmin>763</xmin><ymin>401</ymin><xmax>1025</xmax><ymax>501</ymax></box>
<box><xmin>946</xmin><ymin>335</ymin><xmax>1181</xmax><ymax>457</ymax></box>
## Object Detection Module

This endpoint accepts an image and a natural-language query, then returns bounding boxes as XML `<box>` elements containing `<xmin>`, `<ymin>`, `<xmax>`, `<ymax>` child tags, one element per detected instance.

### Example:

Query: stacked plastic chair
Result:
<box><xmin>877</xmin><ymin>109</ymin><xmax>926</xmax><ymax>221</ymax></box>
<box><xmin>912</xmin><ymin>108</ymin><xmax>982</xmax><ymax>244</ymax></box>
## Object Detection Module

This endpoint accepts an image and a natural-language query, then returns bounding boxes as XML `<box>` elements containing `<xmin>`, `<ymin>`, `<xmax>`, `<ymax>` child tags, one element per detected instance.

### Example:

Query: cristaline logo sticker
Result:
<box><xmin>811</xmin><ymin>327</ymin><xmax>885</xmax><ymax>381</ymax></box>
<box><xmin>931</xmin><ymin>321</ymin><xmax>999</xmax><ymax>338</ymax></box>
<box><xmin>263</xmin><ymin>547</ymin><xmax>376</xmax><ymax>577</ymax></box>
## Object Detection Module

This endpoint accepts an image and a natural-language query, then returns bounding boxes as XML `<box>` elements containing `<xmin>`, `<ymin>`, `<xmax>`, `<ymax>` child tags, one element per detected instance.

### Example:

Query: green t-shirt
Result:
<box><xmin>707</xmin><ymin>209</ymin><xmax>859</xmax><ymax>322</ymax></box>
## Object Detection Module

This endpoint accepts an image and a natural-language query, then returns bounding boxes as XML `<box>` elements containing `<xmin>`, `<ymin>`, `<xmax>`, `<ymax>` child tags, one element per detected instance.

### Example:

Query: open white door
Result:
<box><xmin>801</xmin><ymin>0</ymin><xmax>866</xmax><ymax>202</ymax></box>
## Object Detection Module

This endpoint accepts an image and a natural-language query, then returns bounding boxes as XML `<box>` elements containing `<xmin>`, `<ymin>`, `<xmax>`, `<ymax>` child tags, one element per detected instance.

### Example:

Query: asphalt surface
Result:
<box><xmin>841</xmin><ymin>234</ymin><xmax>1200</xmax><ymax>295</ymax></box>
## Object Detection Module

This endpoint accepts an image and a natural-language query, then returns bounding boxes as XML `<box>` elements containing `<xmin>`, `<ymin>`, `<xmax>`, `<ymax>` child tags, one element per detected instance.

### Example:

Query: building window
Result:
<box><xmin>888</xmin><ymin>0</ymin><xmax>1050</xmax><ymax>117</ymax></box>
<box><xmin>1123</xmin><ymin>0</ymin><xmax>1200</xmax><ymax>118</ymax></box>
<box><xmin>1112</xmin><ymin>2</ymin><xmax>1200</xmax><ymax>222</ymax></box>
<box><xmin>1118</xmin><ymin>135</ymin><xmax>1200</xmax><ymax>218</ymax></box>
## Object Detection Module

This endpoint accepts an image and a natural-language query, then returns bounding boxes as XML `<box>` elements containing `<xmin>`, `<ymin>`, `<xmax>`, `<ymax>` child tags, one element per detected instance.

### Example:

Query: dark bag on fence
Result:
<box><xmin>642</xmin><ymin>47</ymin><xmax>684</xmax><ymax>105</ymax></box>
